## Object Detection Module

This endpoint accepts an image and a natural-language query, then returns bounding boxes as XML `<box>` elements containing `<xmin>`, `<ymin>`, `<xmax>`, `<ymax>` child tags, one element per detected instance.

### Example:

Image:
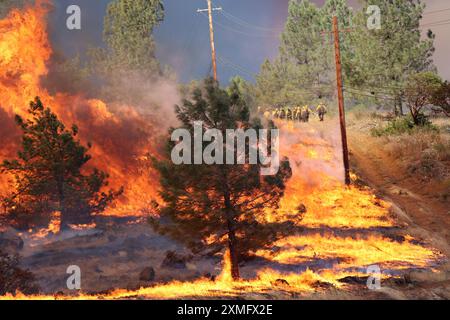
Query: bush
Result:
<box><xmin>371</xmin><ymin>115</ymin><xmax>437</xmax><ymax>137</ymax></box>
<box><xmin>381</xmin><ymin>128</ymin><xmax>450</xmax><ymax>181</ymax></box>
<box><xmin>0</xmin><ymin>250</ymin><xmax>40</xmax><ymax>295</ymax></box>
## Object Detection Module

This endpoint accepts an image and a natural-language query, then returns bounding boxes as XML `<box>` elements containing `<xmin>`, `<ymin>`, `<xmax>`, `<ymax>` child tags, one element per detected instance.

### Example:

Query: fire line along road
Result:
<box><xmin>177</xmin><ymin>303</ymin><xmax>273</xmax><ymax>318</ymax></box>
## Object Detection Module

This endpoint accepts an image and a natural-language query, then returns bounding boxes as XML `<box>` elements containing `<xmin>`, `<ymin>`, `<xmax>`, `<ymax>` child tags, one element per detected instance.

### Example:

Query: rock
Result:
<box><xmin>311</xmin><ymin>281</ymin><xmax>335</xmax><ymax>290</ymax></box>
<box><xmin>108</xmin><ymin>235</ymin><xmax>117</xmax><ymax>242</ymax></box>
<box><xmin>139</xmin><ymin>267</ymin><xmax>156</xmax><ymax>282</ymax></box>
<box><xmin>161</xmin><ymin>251</ymin><xmax>190</xmax><ymax>269</ymax></box>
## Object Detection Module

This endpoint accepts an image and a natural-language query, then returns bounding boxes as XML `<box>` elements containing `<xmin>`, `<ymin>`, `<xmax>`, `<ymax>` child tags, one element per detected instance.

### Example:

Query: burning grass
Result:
<box><xmin>2</xmin><ymin>120</ymin><xmax>443</xmax><ymax>300</ymax></box>
<box><xmin>0</xmin><ymin>3</ymin><xmax>445</xmax><ymax>300</ymax></box>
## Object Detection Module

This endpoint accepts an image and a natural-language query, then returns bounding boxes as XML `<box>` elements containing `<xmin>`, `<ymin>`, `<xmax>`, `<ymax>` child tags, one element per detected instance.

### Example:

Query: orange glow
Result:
<box><xmin>0</xmin><ymin>4</ymin><xmax>443</xmax><ymax>300</ymax></box>
<box><xmin>0</xmin><ymin>2</ymin><xmax>160</xmax><ymax>218</ymax></box>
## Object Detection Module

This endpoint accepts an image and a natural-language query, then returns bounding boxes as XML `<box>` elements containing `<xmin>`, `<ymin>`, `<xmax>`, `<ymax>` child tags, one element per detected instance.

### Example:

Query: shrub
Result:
<box><xmin>0</xmin><ymin>250</ymin><xmax>40</xmax><ymax>295</ymax></box>
<box><xmin>371</xmin><ymin>115</ymin><xmax>437</xmax><ymax>137</ymax></box>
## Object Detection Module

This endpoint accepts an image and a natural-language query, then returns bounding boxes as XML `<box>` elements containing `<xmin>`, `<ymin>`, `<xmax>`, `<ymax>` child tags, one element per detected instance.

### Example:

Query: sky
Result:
<box><xmin>48</xmin><ymin>0</ymin><xmax>450</xmax><ymax>83</ymax></box>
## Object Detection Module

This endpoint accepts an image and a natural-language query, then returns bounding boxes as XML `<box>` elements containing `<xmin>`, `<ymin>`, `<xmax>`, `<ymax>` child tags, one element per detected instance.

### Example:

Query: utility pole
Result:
<box><xmin>332</xmin><ymin>16</ymin><xmax>351</xmax><ymax>186</ymax></box>
<box><xmin>197</xmin><ymin>1</ymin><xmax>222</xmax><ymax>81</ymax></box>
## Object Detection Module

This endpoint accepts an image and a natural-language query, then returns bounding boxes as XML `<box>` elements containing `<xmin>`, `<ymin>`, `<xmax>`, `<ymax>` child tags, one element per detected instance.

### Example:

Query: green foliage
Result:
<box><xmin>97</xmin><ymin>0</ymin><xmax>164</xmax><ymax>74</ymax></box>
<box><xmin>0</xmin><ymin>250</ymin><xmax>39</xmax><ymax>295</ymax></box>
<box><xmin>256</xmin><ymin>0</ymin><xmax>437</xmax><ymax>114</ymax></box>
<box><xmin>88</xmin><ymin>0</ymin><xmax>165</xmax><ymax>104</ymax></box>
<box><xmin>255</xmin><ymin>0</ymin><xmax>351</xmax><ymax>107</ymax></box>
<box><xmin>404</xmin><ymin>72</ymin><xmax>443</xmax><ymax>125</ymax></box>
<box><xmin>432</xmin><ymin>81</ymin><xmax>450</xmax><ymax>117</ymax></box>
<box><xmin>151</xmin><ymin>78</ymin><xmax>292</xmax><ymax>279</ymax></box>
<box><xmin>1</xmin><ymin>97</ymin><xmax>122</xmax><ymax>230</ymax></box>
<box><xmin>371</xmin><ymin>115</ymin><xmax>437</xmax><ymax>137</ymax></box>
<box><xmin>227</xmin><ymin>76</ymin><xmax>256</xmax><ymax>111</ymax></box>
<box><xmin>347</xmin><ymin>0</ymin><xmax>435</xmax><ymax>113</ymax></box>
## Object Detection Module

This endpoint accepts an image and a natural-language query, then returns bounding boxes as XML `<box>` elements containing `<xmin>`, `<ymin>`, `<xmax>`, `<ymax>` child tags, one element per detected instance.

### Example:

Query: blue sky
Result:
<box><xmin>48</xmin><ymin>0</ymin><xmax>450</xmax><ymax>83</ymax></box>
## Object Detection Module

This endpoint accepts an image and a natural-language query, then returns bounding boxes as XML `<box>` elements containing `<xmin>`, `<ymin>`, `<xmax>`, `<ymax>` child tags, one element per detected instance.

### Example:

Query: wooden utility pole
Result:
<box><xmin>332</xmin><ymin>16</ymin><xmax>351</xmax><ymax>186</ymax></box>
<box><xmin>197</xmin><ymin>1</ymin><xmax>222</xmax><ymax>81</ymax></box>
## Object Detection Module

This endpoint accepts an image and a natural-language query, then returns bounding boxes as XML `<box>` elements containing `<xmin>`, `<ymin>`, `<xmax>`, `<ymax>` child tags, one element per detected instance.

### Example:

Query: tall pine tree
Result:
<box><xmin>255</xmin><ymin>0</ymin><xmax>352</xmax><ymax>107</ymax></box>
<box><xmin>89</xmin><ymin>0</ymin><xmax>165</xmax><ymax>104</ymax></box>
<box><xmin>347</xmin><ymin>0</ymin><xmax>435</xmax><ymax>114</ymax></box>
<box><xmin>151</xmin><ymin>79</ymin><xmax>292</xmax><ymax>280</ymax></box>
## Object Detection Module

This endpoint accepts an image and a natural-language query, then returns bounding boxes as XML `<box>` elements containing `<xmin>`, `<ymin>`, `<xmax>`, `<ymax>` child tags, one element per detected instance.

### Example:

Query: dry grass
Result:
<box><xmin>348</xmin><ymin>111</ymin><xmax>450</xmax><ymax>182</ymax></box>
<box><xmin>381</xmin><ymin>126</ymin><xmax>450</xmax><ymax>181</ymax></box>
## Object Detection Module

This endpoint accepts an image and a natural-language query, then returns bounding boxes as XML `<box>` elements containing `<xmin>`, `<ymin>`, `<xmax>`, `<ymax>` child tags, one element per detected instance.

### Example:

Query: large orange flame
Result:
<box><xmin>0</xmin><ymin>2</ymin><xmax>160</xmax><ymax>217</ymax></box>
<box><xmin>0</xmin><ymin>3</ymin><xmax>443</xmax><ymax>300</ymax></box>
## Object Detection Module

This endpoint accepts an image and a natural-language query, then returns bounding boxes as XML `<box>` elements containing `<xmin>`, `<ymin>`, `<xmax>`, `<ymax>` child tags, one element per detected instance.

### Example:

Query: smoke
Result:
<box><xmin>0</xmin><ymin>2</ymin><xmax>181</xmax><ymax>216</ymax></box>
<box><xmin>277</xmin><ymin>119</ymin><xmax>345</xmax><ymax>191</ymax></box>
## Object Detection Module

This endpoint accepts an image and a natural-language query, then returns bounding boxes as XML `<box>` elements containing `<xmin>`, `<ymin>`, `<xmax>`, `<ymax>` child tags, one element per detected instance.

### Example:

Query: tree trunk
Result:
<box><xmin>396</xmin><ymin>95</ymin><xmax>404</xmax><ymax>116</ymax></box>
<box><xmin>226</xmin><ymin>218</ymin><xmax>240</xmax><ymax>280</ymax></box>
<box><xmin>409</xmin><ymin>106</ymin><xmax>419</xmax><ymax>126</ymax></box>
<box><xmin>221</xmin><ymin>169</ymin><xmax>240</xmax><ymax>280</ymax></box>
<box><xmin>393</xmin><ymin>100</ymin><xmax>399</xmax><ymax>117</ymax></box>
<box><xmin>57</xmin><ymin>179</ymin><xmax>69</xmax><ymax>231</ymax></box>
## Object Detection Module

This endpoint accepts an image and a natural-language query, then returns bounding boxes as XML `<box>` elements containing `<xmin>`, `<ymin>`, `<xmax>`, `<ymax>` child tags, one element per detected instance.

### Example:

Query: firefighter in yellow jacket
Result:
<box><xmin>316</xmin><ymin>103</ymin><xmax>327</xmax><ymax>122</ymax></box>
<box><xmin>301</xmin><ymin>105</ymin><xmax>312</xmax><ymax>123</ymax></box>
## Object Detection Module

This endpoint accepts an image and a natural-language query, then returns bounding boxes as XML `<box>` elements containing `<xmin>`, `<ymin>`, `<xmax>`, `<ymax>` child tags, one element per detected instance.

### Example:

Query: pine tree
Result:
<box><xmin>88</xmin><ymin>0</ymin><xmax>165</xmax><ymax>104</ymax></box>
<box><xmin>151</xmin><ymin>79</ymin><xmax>292</xmax><ymax>280</ymax></box>
<box><xmin>102</xmin><ymin>0</ymin><xmax>164</xmax><ymax>74</ymax></box>
<box><xmin>1</xmin><ymin>97</ymin><xmax>122</xmax><ymax>230</ymax></box>
<box><xmin>255</xmin><ymin>0</ymin><xmax>351</xmax><ymax>107</ymax></box>
<box><xmin>347</xmin><ymin>0</ymin><xmax>435</xmax><ymax>114</ymax></box>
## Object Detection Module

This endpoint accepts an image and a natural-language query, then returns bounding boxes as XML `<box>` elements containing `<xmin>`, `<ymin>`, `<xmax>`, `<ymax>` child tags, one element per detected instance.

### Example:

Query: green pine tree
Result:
<box><xmin>1</xmin><ymin>97</ymin><xmax>122</xmax><ymax>230</ymax></box>
<box><xmin>151</xmin><ymin>79</ymin><xmax>292</xmax><ymax>280</ymax></box>
<box><xmin>255</xmin><ymin>0</ymin><xmax>351</xmax><ymax>108</ymax></box>
<box><xmin>347</xmin><ymin>0</ymin><xmax>435</xmax><ymax>114</ymax></box>
<box><xmin>88</xmin><ymin>0</ymin><xmax>165</xmax><ymax>104</ymax></box>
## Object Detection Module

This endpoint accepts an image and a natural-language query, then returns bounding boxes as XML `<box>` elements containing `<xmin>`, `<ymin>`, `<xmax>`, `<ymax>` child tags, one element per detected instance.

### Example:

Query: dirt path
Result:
<box><xmin>348</xmin><ymin>130</ymin><xmax>450</xmax><ymax>255</ymax></box>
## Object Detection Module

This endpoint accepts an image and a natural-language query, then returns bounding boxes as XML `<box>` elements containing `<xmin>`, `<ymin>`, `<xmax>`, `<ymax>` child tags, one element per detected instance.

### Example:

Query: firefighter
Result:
<box><xmin>272</xmin><ymin>108</ymin><xmax>278</xmax><ymax>119</ymax></box>
<box><xmin>286</xmin><ymin>107</ymin><xmax>293</xmax><ymax>121</ymax></box>
<box><xmin>293</xmin><ymin>107</ymin><xmax>300</xmax><ymax>121</ymax></box>
<box><xmin>301</xmin><ymin>105</ymin><xmax>311</xmax><ymax>123</ymax></box>
<box><xmin>279</xmin><ymin>108</ymin><xmax>286</xmax><ymax>119</ymax></box>
<box><xmin>316</xmin><ymin>103</ymin><xmax>327</xmax><ymax>122</ymax></box>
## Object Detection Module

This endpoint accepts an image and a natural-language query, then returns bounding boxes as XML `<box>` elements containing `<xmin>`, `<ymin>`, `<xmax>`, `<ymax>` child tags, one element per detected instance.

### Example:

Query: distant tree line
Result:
<box><xmin>252</xmin><ymin>0</ymin><xmax>449</xmax><ymax>121</ymax></box>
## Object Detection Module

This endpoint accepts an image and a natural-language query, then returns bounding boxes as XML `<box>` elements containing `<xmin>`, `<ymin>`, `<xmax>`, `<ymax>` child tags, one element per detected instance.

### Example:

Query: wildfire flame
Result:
<box><xmin>0</xmin><ymin>2</ymin><xmax>161</xmax><ymax>218</ymax></box>
<box><xmin>0</xmin><ymin>3</ymin><xmax>443</xmax><ymax>300</ymax></box>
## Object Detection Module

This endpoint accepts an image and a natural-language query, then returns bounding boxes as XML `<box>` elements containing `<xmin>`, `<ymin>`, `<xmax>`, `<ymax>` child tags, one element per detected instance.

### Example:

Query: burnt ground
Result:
<box><xmin>1</xmin><ymin>116</ymin><xmax>449</xmax><ymax>299</ymax></box>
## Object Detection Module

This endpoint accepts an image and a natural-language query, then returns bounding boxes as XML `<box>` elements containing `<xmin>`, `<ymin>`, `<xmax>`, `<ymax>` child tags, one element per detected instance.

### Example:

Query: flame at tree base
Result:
<box><xmin>0</xmin><ymin>3</ymin><xmax>444</xmax><ymax>300</ymax></box>
<box><xmin>1</xmin><ymin>183</ymin><xmax>442</xmax><ymax>300</ymax></box>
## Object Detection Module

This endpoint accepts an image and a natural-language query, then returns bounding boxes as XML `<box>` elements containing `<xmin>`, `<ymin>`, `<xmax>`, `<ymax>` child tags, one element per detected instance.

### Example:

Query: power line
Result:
<box><xmin>420</xmin><ymin>18</ymin><xmax>450</xmax><ymax>27</ymax></box>
<box><xmin>199</xmin><ymin>11</ymin><xmax>279</xmax><ymax>38</ymax></box>
<box><xmin>216</xmin><ymin>55</ymin><xmax>256</xmax><ymax>78</ymax></box>
<box><xmin>423</xmin><ymin>7</ymin><xmax>450</xmax><ymax>15</ymax></box>
<box><xmin>344</xmin><ymin>88</ymin><xmax>397</xmax><ymax>101</ymax></box>
<box><xmin>219</xmin><ymin>9</ymin><xmax>282</xmax><ymax>34</ymax></box>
